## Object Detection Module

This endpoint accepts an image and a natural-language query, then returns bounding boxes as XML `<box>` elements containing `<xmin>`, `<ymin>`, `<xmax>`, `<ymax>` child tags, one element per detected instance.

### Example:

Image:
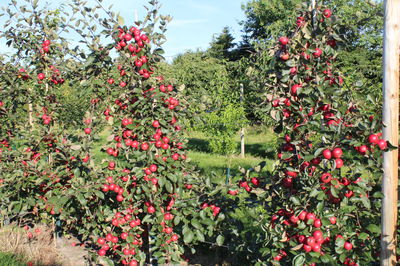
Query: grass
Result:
<box><xmin>0</xmin><ymin>224</ymin><xmax>60</xmax><ymax>266</ymax></box>
<box><xmin>186</xmin><ymin>126</ymin><xmax>278</xmax><ymax>177</ymax></box>
<box><xmin>0</xmin><ymin>253</ymin><xmax>25</xmax><ymax>266</ymax></box>
<box><xmin>92</xmin><ymin>128</ymin><xmax>112</xmax><ymax>162</ymax></box>
<box><xmin>92</xmin><ymin>125</ymin><xmax>278</xmax><ymax>179</ymax></box>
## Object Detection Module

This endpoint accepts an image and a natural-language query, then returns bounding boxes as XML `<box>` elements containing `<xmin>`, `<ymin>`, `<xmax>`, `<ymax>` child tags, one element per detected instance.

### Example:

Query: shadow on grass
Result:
<box><xmin>244</xmin><ymin>143</ymin><xmax>276</xmax><ymax>158</ymax></box>
<box><xmin>189</xmin><ymin>138</ymin><xmax>276</xmax><ymax>159</ymax></box>
<box><xmin>188</xmin><ymin>138</ymin><xmax>209</xmax><ymax>153</ymax></box>
<box><xmin>190</xmin><ymin>163</ymin><xmax>264</xmax><ymax>179</ymax></box>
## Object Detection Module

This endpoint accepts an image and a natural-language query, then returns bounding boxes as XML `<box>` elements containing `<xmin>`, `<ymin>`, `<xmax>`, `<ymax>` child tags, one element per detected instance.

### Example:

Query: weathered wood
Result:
<box><xmin>381</xmin><ymin>0</ymin><xmax>400</xmax><ymax>265</ymax></box>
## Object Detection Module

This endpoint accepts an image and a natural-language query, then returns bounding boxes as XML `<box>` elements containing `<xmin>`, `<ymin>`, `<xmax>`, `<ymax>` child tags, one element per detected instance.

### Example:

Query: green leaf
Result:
<box><xmin>330</xmin><ymin>186</ymin><xmax>339</xmax><ymax>198</ymax></box>
<box><xmin>183</xmin><ymin>230</ymin><xmax>194</xmax><ymax>244</ymax></box>
<box><xmin>195</xmin><ymin>230</ymin><xmax>205</xmax><ymax>242</ymax></box>
<box><xmin>76</xmin><ymin>194</ymin><xmax>87</xmax><ymax>205</ymax></box>
<box><xmin>310</xmin><ymin>189</ymin><xmax>320</xmax><ymax>198</ymax></box>
<box><xmin>165</xmin><ymin>180</ymin><xmax>173</xmax><ymax>193</ymax></box>
<box><xmin>360</xmin><ymin>196</ymin><xmax>371</xmax><ymax>209</ymax></box>
<box><xmin>292</xmin><ymin>254</ymin><xmax>305</xmax><ymax>266</ymax></box>
<box><xmin>290</xmin><ymin>196</ymin><xmax>300</xmax><ymax>205</ymax></box>
<box><xmin>366</xmin><ymin>224</ymin><xmax>380</xmax><ymax>234</ymax></box>
<box><xmin>191</xmin><ymin>219</ymin><xmax>202</xmax><ymax>230</ymax></box>
<box><xmin>314</xmin><ymin>148</ymin><xmax>325</xmax><ymax>157</ymax></box>
<box><xmin>73</xmin><ymin>168</ymin><xmax>81</xmax><ymax>178</ymax></box>
<box><xmin>102</xmin><ymin>257</ymin><xmax>115</xmax><ymax>266</ymax></box>
<box><xmin>94</xmin><ymin>190</ymin><xmax>104</xmax><ymax>200</ymax></box>
<box><xmin>285</xmin><ymin>60</ymin><xmax>296</xmax><ymax>67</ymax></box>
<box><xmin>216</xmin><ymin>235</ymin><xmax>224</xmax><ymax>246</ymax></box>
<box><xmin>358</xmin><ymin>232</ymin><xmax>369</xmax><ymax>240</ymax></box>
<box><xmin>117</xmin><ymin>15</ymin><xmax>124</xmax><ymax>25</ymax></box>
<box><xmin>339</xmin><ymin>253</ymin><xmax>347</xmax><ymax>263</ymax></box>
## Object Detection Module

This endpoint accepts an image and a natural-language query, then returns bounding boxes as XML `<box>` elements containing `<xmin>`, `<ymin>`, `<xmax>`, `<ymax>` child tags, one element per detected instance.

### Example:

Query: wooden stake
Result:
<box><xmin>311</xmin><ymin>0</ymin><xmax>316</xmax><ymax>30</ymax></box>
<box><xmin>240</xmin><ymin>83</ymin><xmax>245</xmax><ymax>158</ymax></box>
<box><xmin>381</xmin><ymin>0</ymin><xmax>400</xmax><ymax>264</ymax></box>
<box><xmin>27</xmin><ymin>87</ymin><xmax>33</xmax><ymax>130</ymax></box>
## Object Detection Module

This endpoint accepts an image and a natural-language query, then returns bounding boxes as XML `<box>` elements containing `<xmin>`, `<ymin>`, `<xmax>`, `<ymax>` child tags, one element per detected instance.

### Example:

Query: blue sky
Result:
<box><xmin>0</xmin><ymin>0</ymin><xmax>246</xmax><ymax>60</ymax></box>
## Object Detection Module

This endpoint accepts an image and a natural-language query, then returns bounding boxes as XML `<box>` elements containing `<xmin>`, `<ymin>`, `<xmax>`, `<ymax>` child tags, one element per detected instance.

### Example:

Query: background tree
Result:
<box><xmin>240</xmin><ymin>0</ymin><xmax>383</xmax><ymax>117</ymax></box>
<box><xmin>208</xmin><ymin>27</ymin><xmax>237</xmax><ymax>61</ymax></box>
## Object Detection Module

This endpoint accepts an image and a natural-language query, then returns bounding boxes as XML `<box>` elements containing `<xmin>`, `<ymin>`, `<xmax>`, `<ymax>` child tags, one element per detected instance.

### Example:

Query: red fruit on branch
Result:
<box><xmin>285</xmin><ymin>171</ymin><xmax>298</xmax><ymax>178</ymax></box>
<box><xmin>368</xmin><ymin>134</ymin><xmax>379</xmax><ymax>144</ymax></box>
<box><xmin>280</xmin><ymin>53</ymin><xmax>289</xmax><ymax>61</ymax></box>
<box><xmin>228</xmin><ymin>190</ymin><xmax>238</xmax><ymax>196</ymax></box>
<box><xmin>344</xmin><ymin>242</ymin><xmax>353</xmax><ymax>250</ymax></box>
<box><xmin>149</xmin><ymin>164</ymin><xmax>157</xmax><ymax>172</ymax></box>
<box><xmin>377</xmin><ymin>139</ymin><xmax>387</xmax><ymax>150</ymax></box>
<box><xmin>313</xmin><ymin>48</ymin><xmax>323</xmax><ymax>57</ymax></box>
<box><xmin>147</xmin><ymin>206</ymin><xmax>156</xmax><ymax>214</ymax></box>
<box><xmin>97</xmin><ymin>238</ymin><xmax>106</xmax><ymax>245</ymax></box>
<box><xmin>291</xmin><ymin>84</ymin><xmax>301</xmax><ymax>95</ymax></box>
<box><xmin>357</xmin><ymin>145</ymin><xmax>368</xmax><ymax>154</ymax></box>
<box><xmin>282</xmin><ymin>177</ymin><xmax>293</xmax><ymax>188</ymax></box>
<box><xmin>298</xmin><ymin>211</ymin><xmax>307</xmax><ymax>220</ymax></box>
<box><xmin>312</xmin><ymin>243</ymin><xmax>321</xmax><ymax>253</ymax></box>
<box><xmin>322</xmin><ymin>149</ymin><xmax>332</xmax><ymax>159</ymax></box>
<box><xmin>279</xmin><ymin>36</ymin><xmax>289</xmax><ymax>45</ymax></box>
<box><xmin>37</xmin><ymin>73</ymin><xmax>45</xmax><ymax>80</ymax></box>
<box><xmin>152</xmin><ymin>120</ymin><xmax>160</xmax><ymax>128</ymax></box>
<box><xmin>332</xmin><ymin>148</ymin><xmax>343</xmax><ymax>159</ymax></box>
<box><xmin>306</xmin><ymin>213</ymin><xmax>316</xmax><ymax>222</ymax></box>
<box><xmin>303</xmin><ymin>244</ymin><xmax>312</xmax><ymax>253</ymax></box>
<box><xmin>251</xmin><ymin>177</ymin><xmax>260</xmax><ymax>187</ymax></box>
<box><xmin>124</xmin><ymin>33</ymin><xmax>132</xmax><ymax>41</ymax></box>
<box><xmin>320</xmin><ymin>173</ymin><xmax>332</xmax><ymax>183</ymax></box>
<box><xmin>313</xmin><ymin>219</ymin><xmax>322</xmax><ymax>228</ymax></box>
<box><xmin>98</xmin><ymin>249</ymin><xmax>106</xmax><ymax>256</ymax></box>
<box><xmin>323</xmin><ymin>9</ymin><xmax>332</xmax><ymax>18</ymax></box>
<box><xmin>335</xmin><ymin>158</ymin><xmax>344</xmax><ymax>169</ymax></box>
<box><xmin>313</xmin><ymin>230</ymin><xmax>323</xmax><ymax>239</ymax></box>
<box><xmin>289</xmin><ymin>215</ymin><xmax>299</xmax><ymax>224</ymax></box>
<box><xmin>108</xmin><ymin>161</ymin><xmax>116</xmax><ymax>170</ymax></box>
<box><xmin>164</xmin><ymin>213</ymin><xmax>173</xmax><ymax>220</ymax></box>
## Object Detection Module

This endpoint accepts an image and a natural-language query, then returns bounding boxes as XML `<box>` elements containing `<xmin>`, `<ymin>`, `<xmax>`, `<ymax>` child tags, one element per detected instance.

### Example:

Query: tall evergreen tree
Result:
<box><xmin>208</xmin><ymin>26</ymin><xmax>236</xmax><ymax>61</ymax></box>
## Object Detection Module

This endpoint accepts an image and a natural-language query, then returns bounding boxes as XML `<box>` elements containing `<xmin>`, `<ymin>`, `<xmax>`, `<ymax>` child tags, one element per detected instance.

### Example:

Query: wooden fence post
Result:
<box><xmin>381</xmin><ymin>0</ymin><xmax>400</xmax><ymax>264</ymax></box>
<box><xmin>240</xmin><ymin>83</ymin><xmax>245</xmax><ymax>158</ymax></box>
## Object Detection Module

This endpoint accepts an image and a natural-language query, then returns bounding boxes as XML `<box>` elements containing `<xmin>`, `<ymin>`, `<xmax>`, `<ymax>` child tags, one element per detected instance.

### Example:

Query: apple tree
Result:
<box><xmin>230</xmin><ymin>4</ymin><xmax>397</xmax><ymax>265</ymax></box>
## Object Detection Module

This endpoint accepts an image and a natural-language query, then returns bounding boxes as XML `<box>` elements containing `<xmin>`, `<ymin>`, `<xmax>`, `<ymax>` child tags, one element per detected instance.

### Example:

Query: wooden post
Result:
<box><xmin>381</xmin><ymin>0</ymin><xmax>400</xmax><ymax>265</ymax></box>
<box><xmin>240</xmin><ymin>83</ymin><xmax>245</xmax><ymax>158</ymax></box>
<box><xmin>311</xmin><ymin>0</ymin><xmax>316</xmax><ymax>30</ymax></box>
<box><xmin>27</xmin><ymin>87</ymin><xmax>34</xmax><ymax>130</ymax></box>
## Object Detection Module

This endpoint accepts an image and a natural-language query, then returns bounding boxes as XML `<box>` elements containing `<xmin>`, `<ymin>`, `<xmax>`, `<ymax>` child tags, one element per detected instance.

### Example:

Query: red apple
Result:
<box><xmin>279</xmin><ymin>36</ymin><xmax>289</xmax><ymax>45</ymax></box>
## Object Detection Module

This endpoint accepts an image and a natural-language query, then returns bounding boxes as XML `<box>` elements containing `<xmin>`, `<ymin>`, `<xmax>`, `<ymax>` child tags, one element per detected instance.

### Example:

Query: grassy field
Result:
<box><xmin>186</xmin><ymin>126</ymin><xmax>277</xmax><ymax>177</ymax></box>
<box><xmin>92</xmin><ymin>126</ymin><xmax>278</xmax><ymax>179</ymax></box>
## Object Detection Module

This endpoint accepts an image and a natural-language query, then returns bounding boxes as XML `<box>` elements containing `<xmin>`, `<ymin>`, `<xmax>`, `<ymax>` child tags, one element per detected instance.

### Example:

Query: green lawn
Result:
<box><xmin>186</xmin><ymin>126</ymin><xmax>277</xmax><ymax>177</ymax></box>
